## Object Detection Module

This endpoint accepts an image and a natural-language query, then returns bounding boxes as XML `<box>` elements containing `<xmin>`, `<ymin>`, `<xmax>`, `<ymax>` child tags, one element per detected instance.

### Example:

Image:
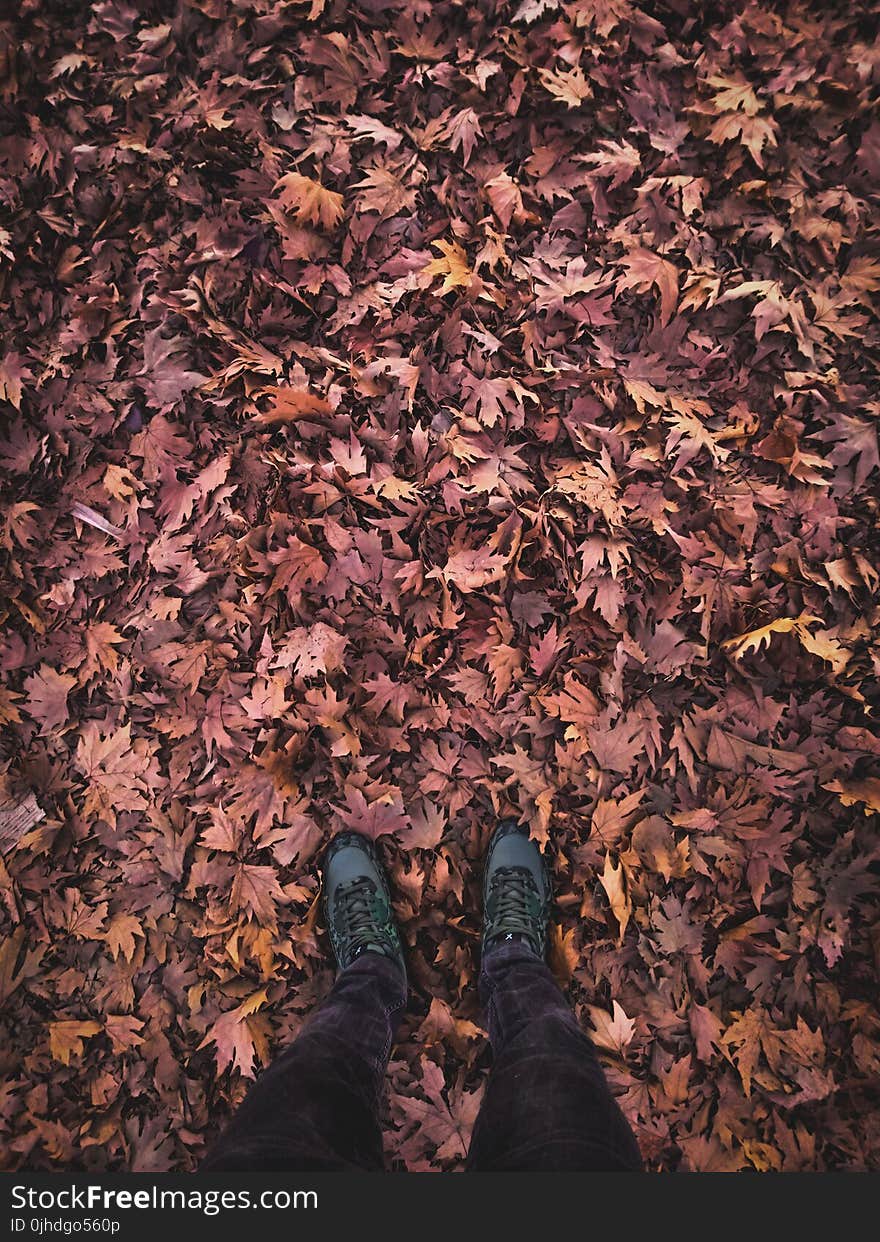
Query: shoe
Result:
<box><xmin>322</xmin><ymin>831</ymin><xmax>405</xmax><ymax>975</ymax></box>
<box><xmin>482</xmin><ymin>820</ymin><xmax>551</xmax><ymax>957</ymax></box>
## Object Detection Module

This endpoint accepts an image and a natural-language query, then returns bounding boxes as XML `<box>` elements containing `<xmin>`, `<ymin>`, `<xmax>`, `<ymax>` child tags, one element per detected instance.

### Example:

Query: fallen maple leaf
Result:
<box><xmin>599</xmin><ymin>852</ymin><xmax>631</xmax><ymax>939</ymax></box>
<box><xmin>442</xmin><ymin>107</ymin><xmax>483</xmax><ymax>166</ymax></box>
<box><xmin>484</xmin><ymin>170</ymin><xmax>526</xmax><ymax>229</ymax></box>
<box><xmin>823</xmin><ymin>777</ymin><xmax>880</xmax><ymax>815</ymax></box>
<box><xmin>230</xmin><ymin>863</ymin><xmax>286</xmax><ymax>929</ymax></box>
<box><xmin>616</xmin><ymin>247</ymin><xmax>679</xmax><ymax>326</ymax></box>
<box><xmin>812</xmin><ymin>412</ymin><xmax>880</xmax><ymax>491</ymax></box>
<box><xmin>48</xmin><ymin>1020</ymin><xmax>102</xmax><ymax>1066</ymax></box>
<box><xmin>590</xmin><ymin>788</ymin><xmax>649</xmax><ymax>847</ymax></box>
<box><xmin>101</xmin><ymin>913</ymin><xmax>143</xmax><ymax>963</ymax></box>
<box><xmin>80</xmin><ymin>622</ymin><xmax>125</xmax><ymax>679</ymax></box>
<box><xmin>580</xmin><ymin>138</ymin><xmax>641</xmax><ymax>189</ymax></box>
<box><xmin>396</xmin><ymin>798</ymin><xmax>446</xmax><ymax>849</ymax></box>
<box><xmin>417</xmin><ymin>997</ymin><xmax>483</xmax><ymax>1057</ymax></box>
<box><xmin>0</xmin><ymin>928</ymin><xmax>44</xmax><ymax>1005</ymax></box>
<box><xmin>721</xmin><ymin>612</ymin><xmax>846</xmax><ymax>673</ymax></box>
<box><xmin>22</xmin><ymin>665</ymin><xmax>76</xmax><ymax>734</ymax></box>
<box><xmin>419</xmin><ymin>239</ymin><xmax>474</xmax><ymax>295</ymax></box>
<box><xmin>707</xmin><ymin>112</ymin><xmax>778</xmax><ymax>166</ymax></box>
<box><xmin>273</xmin><ymin>622</ymin><xmax>347</xmax><ymax>678</ymax></box>
<box><xmin>586</xmin><ymin>1001</ymin><xmax>635</xmax><ymax>1056</ymax></box>
<box><xmin>548</xmin><ymin>922</ymin><xmax>578</xmax><ymax>983</ymax></box>
<box><xmin>689</xmin><ymin>1002</ymin><xmax>724</xmax><ymax>1063</ymax></box>
<box><xmin>198</xmin><ymin>988</ymin><xmax>269</xmax><ymax>1078</ymax></box>
<box><xmin>538</xmin><ymin>64</ymin><xmax>592</xmax><ymax>108</ymax></box>
<box><xmin>435</xmin><ymin>546</ymin><xmax>509</xmax><ymax>593</ymax></box>
<box><xmin>336</xmin><ymin>787</ymin><xmax>410</xmax><ymax>840</ymax></box>
<box><xmin>274</xmin><ymin>172</ymin><xmax>344</xmax><ymax>230</ymax></box>
<box><xmin>74</xmin><ymin>721</ymin><xmax>151</xmax><ymax>827</ymax></box>
<box><xmin>631</xmin><ymin>815</ymin><xmax>689</xmax><ymax>883</ymax></box>
<box><xmin>104</xmin><ymin>1013</ymin><xmax>145</xmax><ymax>1053</ymax></box>
<box><xmin>0</xmin><ymin>351</ymin><xmax>32</xmax><ymax>409</ymax></box>
<box><xmin>707</xmin><ymin>74</ymin><xmax>762</xmax><ymax>115</ymax></box>
<box><xmin>140</xmin><ymin>328</ymin><xmax>208</xmax><ymax>406</ymax></box>
<box><xmin>723</xmin><ymin>614</ymin><xmax>811</xmax><ymax>657</ymax></box>
<box><xmin>253</xmin><ymin>387</ymin><xmax>334</xmax><ymax>424</ymax></box>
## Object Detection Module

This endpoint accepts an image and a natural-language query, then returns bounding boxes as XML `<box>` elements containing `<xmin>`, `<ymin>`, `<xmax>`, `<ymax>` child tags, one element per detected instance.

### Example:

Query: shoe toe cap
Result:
<box><xmin>324</xmin><ymin>834</ymin><xmax>382</xmax><ymax>892</ymax></box>
<box><xmin>488</xmin><ymin>827</ymin><xmax>547</xmax><ymax>893</ymax></box>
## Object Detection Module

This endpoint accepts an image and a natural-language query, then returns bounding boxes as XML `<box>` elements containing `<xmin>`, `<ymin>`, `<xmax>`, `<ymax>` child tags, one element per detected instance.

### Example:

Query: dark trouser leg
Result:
<box><xmin>466</xmin><ymin>943</ymin><xmax>643</xmax><ymax>1171</ymax></box>
<box><xmin>201</xmin><ymin>953</ymin><xmax>406</xmax><ymax>1171</ymax></box>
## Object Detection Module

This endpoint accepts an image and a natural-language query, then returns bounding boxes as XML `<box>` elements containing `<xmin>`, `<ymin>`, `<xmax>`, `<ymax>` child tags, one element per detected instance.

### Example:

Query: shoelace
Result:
<box><xmin>335</xmin><ymin>877</ymin><xmax>386</xmax><ymax>957</ymax></box>
<box><xmin>488</xmin><ymin>867</ymin><xmax>541</xmax><ymax>944</ymax></box>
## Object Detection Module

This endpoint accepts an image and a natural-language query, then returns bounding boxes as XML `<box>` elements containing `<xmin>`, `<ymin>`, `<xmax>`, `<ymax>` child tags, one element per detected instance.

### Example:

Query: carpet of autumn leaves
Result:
<box><xmin>1</xmin><ymin>0</ymin><xmax>880</xmax><ymax>1172</ymax></box>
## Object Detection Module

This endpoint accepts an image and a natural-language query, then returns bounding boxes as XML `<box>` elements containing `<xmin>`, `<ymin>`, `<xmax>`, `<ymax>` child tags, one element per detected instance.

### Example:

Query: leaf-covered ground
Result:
<box><xmin>1</xmin><ymin>0</ymin><xmax>879</xmax><ymax>1172</ymax></box>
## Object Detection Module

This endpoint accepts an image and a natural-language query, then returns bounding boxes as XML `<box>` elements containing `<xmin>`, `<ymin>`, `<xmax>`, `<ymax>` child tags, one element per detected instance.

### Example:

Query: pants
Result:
<box><xmin>201</xmin><ymin>943</ymin><xmax>642</xmax><ymax>1172</ymax></box>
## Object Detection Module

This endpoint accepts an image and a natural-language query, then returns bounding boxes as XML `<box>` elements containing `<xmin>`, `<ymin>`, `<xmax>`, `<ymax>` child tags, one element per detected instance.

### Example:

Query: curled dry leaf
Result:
<box><xmin>252</xmin><ymin>386</ymin><xmax>335</xmax><ymax>424</ymax></box>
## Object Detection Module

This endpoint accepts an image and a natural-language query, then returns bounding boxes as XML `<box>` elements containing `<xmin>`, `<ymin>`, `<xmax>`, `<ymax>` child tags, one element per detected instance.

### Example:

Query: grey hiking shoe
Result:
<box><xmin>322</xmin><ymin>832</ymin><xmax>405</xmax><ymax>975</ymax></box>
<box><xmin>482</xmin><ymin>820</ymin><xmax>551</xmax><ymax>957</ymax></box>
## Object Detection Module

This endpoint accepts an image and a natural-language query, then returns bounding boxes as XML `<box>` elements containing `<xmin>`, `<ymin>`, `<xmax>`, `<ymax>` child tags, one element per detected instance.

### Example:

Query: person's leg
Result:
<box><xmin>465</xmin><ymin>821</ymin><xmax>642</xmax><ymax>1172</ymax></box>
<box><xmin>201</xmin><ymin>952</ymin><xmax>406</xmax><ymax>1171</ymax></box>
<box><xmin>466</xmin><ymin>942</ymin><xmax>642</xmax><ymax>1170</ymax></box>
<box><xmin>202</xmin><ymin>833</ymin><xmax>407</xmax><ymax>1172</ymax></box>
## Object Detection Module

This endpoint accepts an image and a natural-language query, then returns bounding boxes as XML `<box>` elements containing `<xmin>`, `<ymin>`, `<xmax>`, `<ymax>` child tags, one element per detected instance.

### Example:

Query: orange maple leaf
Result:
<box><xmin>274</xmin><ymin>172</ymin><xmax>344</xmax><ymax>230</ymax></box>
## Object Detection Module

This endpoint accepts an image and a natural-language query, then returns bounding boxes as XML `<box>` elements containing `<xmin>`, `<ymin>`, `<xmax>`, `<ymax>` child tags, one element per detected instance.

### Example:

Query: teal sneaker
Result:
<box><xmin>322</xmin><ymin>832</ymin><xmax>405</xmax><ymax>975</ymax></box>
<box><xmin>482</xmin><ymin>820</ymin><xmax>551</xmax><ymax>957</ymax></box>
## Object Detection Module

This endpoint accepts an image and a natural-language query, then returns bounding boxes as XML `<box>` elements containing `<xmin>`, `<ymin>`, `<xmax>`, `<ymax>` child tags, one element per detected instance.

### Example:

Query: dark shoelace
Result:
<box><xmin>335</xmin><ymin>877</ymin><xmax>387</xmax><ymax>957</ymax></box>
<box><xmin>488</xmin><ymin>867</ymin><xmax>541</xmax><ymax>945</ymax></box>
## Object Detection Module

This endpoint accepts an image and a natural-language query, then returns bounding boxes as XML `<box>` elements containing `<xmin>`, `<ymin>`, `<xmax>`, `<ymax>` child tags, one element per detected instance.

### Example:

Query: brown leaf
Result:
<box><xmin>48</xmin><ymin>1020</ymin><xmax>102</xmax><ymax>1066</ymax></box>
<box><xmin>689</xmin><ymin>1002</ymin><xmax>724</xmax><ymax>1063</ymax></box>
<box><xmin>538</xmin><ymin>64</ymin><xmax>592</xmax><ymax>108</ymax></box>
<box><xmin>631</xmin><ymin>815</ymin><xmax>689</xmax><ymax>883</ymax></box>
<box><xmin>823</xmin><ymin>777</ymin><xmax>880</xmax><ymax>815</ymax></box>
<box><xmin>336</xmin><ymin>788</ymin><xmax>410</xmax><ymax>840</ymax></box>
<box><xmin>22</xmin><ymin>665</ymin><xmax>76</xmax><ymax>734</ymax></box>
<box><xmin>253</xmin><ymin>386</ymin><xmax>334</xmax><ymax>424</ymax></box>
<box><xmin>198</xmin><ymin>988</ymin><xmax>269</xmax><ymax>1078</ymax></box>
<box><xmin>231</xmin><ymin>863</ymin><xmax>286</xmax><ymax>929</ymax></box>
<box><xmin>274</xmin><ymin>172</ymin><xmax>344</xmax><ymax>230</ymax></box>
<box><xmin>586</xmin><ymin>1001</ymin><xmax>635</xmax><ymax>1056</ymax></box>
<box><xmin>104</xmin><ymin>1013</ymin><xmax>145</xmax><ymax>1053</ymax></box>
<box><xmin>599</xmin><ymin>852</ymin><xmax>631</xmax><ymax>939</ymax></box>
<box><xmin>548</xmin><ymin>923</ymin><xmax>579</xmax><ymax>983</ymax></box>
<box><xmin>419</xmin><ymin>239</ymin><xmax>474</xmax><ymax>295</ymax></box>
<box><xmin>101</xmin><ymin>913</ymin><xmax>143</xmax><ymax>962</ymax></box>
<box><xmin>417</xmin><ymin>997</ymin><xmax>483</xmax><ymax>1057</ymax></box>
<box><xmin>616</xmin><ymin>248</ymin><xmax>679</xmax><ymax>326</ymax></box>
